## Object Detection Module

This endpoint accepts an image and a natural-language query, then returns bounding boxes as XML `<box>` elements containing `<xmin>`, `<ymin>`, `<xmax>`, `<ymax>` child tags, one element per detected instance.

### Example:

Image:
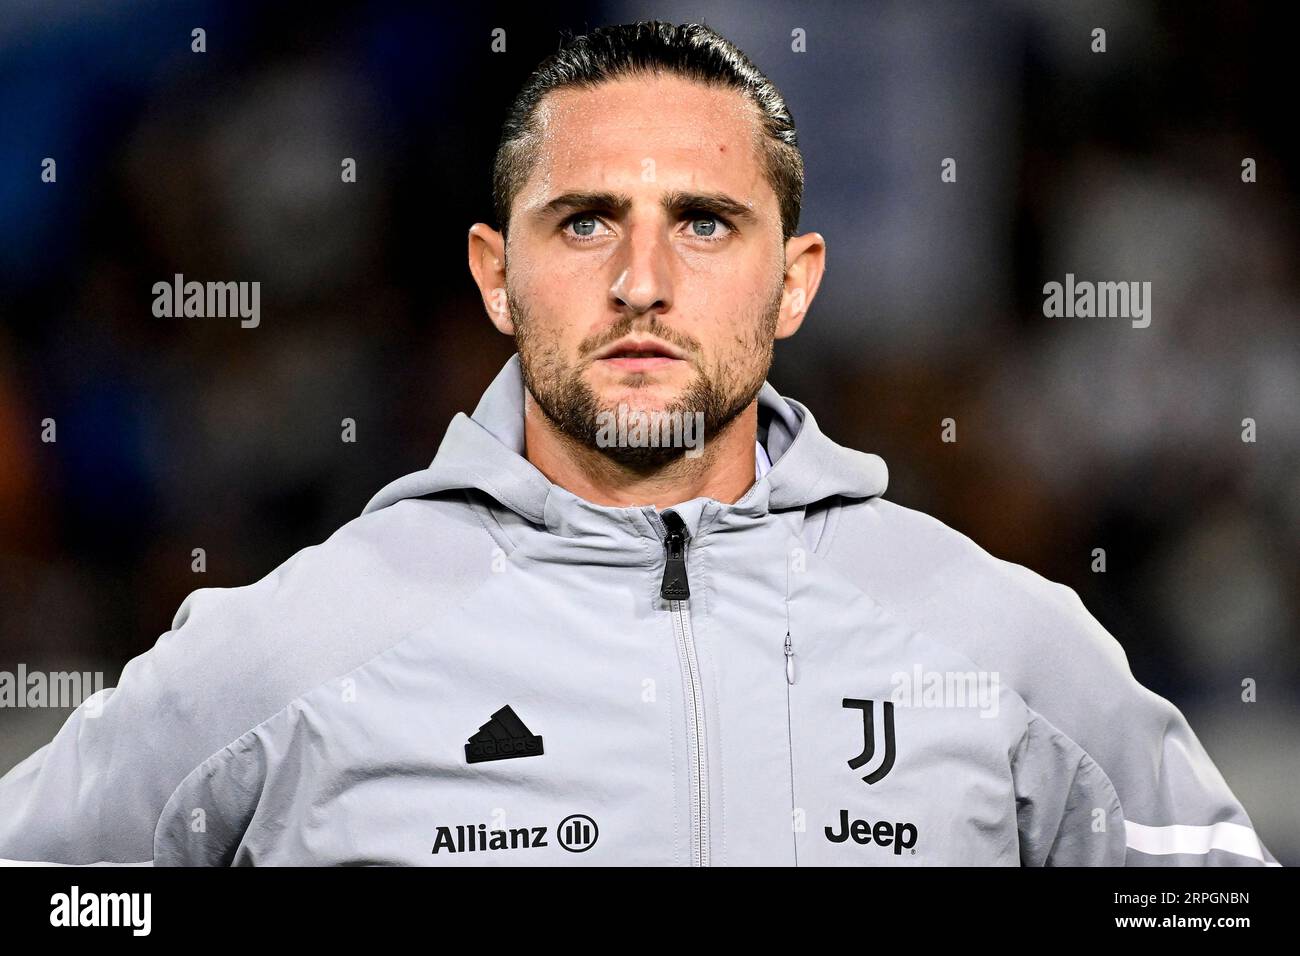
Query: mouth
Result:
<box><xmin>592</xmin><ymin>337</ymin><xmax>687</xmax><ymax>372</ymax></box>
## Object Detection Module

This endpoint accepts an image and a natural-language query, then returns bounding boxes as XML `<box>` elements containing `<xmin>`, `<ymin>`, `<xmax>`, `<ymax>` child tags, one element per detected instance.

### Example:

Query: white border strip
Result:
<box><xmin>1125</xmin><ymin>820</ymin><xmax>1280</xmax><ymax>865</ymax></box>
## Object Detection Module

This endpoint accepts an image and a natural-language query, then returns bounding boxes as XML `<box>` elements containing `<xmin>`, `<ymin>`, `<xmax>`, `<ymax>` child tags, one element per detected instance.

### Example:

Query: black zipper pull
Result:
<box><xmin>659</xmin><ymin>510</ymin><xmax>690</xmax><ymax>601</ymax></box>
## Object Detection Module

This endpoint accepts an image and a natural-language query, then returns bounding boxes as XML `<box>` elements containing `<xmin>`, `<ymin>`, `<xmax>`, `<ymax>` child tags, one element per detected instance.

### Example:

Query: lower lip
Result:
<box><xmin>597</xmin><ymin>356</ymin><xmax>683</xmax><ymax>371</ymax></box>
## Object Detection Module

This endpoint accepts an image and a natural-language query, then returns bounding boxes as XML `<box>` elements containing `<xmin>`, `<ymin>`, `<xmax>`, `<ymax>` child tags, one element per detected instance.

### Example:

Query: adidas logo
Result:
<box><xmin>465</xmin><ymin>704</ymin><xmax>545</xmax><ymax>764</ymax></box>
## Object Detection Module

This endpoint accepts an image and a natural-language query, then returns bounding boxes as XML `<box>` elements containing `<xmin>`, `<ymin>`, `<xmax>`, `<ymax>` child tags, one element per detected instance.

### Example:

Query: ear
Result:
<box><xmin>467</xmin><ymin>223</ymin><xmax>512</xmax><ymax>334</ymax></box>
<box><xmin>776</xmin><ymin>231</ymin><xmax>826</xmax><ymax>339</ymax></box>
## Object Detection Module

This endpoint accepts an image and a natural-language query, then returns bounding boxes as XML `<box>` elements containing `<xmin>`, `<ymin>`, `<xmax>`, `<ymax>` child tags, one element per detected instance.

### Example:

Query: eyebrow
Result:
<box><xmin>536</xmin><ymin>189</ymin><xmax>759</xmax><ymax>225</ymax></box>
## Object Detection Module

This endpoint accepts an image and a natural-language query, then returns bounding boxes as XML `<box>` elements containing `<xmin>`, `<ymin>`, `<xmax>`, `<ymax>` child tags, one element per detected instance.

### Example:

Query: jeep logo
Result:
<box><xmin>824</xmin><ymin>809</ymin><xmax>919</xmax><ymax>854</ymax></box>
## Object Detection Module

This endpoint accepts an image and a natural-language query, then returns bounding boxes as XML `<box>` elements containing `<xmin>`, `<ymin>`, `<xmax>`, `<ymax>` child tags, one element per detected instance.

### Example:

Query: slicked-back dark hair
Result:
<box><xmin>492</xmin><ymin>21</ymin><xmax>804</xmax><ymax>240</ymax></box>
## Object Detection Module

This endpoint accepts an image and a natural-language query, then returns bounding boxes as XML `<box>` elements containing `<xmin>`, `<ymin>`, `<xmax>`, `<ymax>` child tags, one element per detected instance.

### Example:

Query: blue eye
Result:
<box><xmin>570</xmin><ymin>217</ymin><xmax>598</xmax><ymax>237</ymax></box>
<box><xmin>686</xmin><ymin>215</ymin><xmax>732</xmax><ymax>239</ymax></box>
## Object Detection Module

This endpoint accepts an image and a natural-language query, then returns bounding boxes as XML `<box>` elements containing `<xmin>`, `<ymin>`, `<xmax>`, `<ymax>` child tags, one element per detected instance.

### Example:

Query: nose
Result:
<box><xmin>608</xmin><ymin>219</ymin><xmax>673</xmax><ymax>317</ymax></box>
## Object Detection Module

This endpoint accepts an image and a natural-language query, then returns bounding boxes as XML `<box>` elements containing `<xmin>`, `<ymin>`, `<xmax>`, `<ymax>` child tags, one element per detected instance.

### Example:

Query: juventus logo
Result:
<box><xmin>842</xmin><ymin>698</ymin><xmax>896</xmax><ymax>785</ymax></box>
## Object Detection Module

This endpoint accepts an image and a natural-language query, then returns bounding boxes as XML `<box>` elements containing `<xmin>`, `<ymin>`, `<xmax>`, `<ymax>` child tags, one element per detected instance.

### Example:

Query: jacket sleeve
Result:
<box><xmin>1031</xmin><ymin>589</ymin><xmax>1279</xmax><ymax>867</ymax></box>
<box><xmin>1013</xmin><ymin>708</ymin><xmax>1127</xmax><ymax>865</ymax></box>
<box><xmin>1100</xmin><ymin>685</ymin><xmax>1278</xmax><ymax>866</ymax></box>
<box><xmin>827</xmin><ymin>499</ymin><xmax>1280</xmax><ymax>866</ymax></box>
<box><xmin>0</xmin><ymin>587</ymin><xmax>259</xmax><ymax>865</ymax></box>
<box><xmin>0</xmin><ymin>660</ymin><xmax>181</xmax><ymax>864</ymax></box>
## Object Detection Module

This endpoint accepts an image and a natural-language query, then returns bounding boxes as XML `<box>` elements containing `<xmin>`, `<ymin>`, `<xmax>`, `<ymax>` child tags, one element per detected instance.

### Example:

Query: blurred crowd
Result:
<box><xmin>1</xmin><ymin>1</ymin><xmax>1295</xmax><ymax>861</ymax></box>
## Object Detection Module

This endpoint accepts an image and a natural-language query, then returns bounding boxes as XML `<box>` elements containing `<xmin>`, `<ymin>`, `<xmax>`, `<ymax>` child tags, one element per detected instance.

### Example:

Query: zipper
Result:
<box><xmin>784</xmin><ymin>630</ymin><xmax>798</xmax><ymax>865</ymax></box>
<box><xmin>655</xmin><ymin>509</ymin><xmax>709</xmax><ymax>867</ymax></box>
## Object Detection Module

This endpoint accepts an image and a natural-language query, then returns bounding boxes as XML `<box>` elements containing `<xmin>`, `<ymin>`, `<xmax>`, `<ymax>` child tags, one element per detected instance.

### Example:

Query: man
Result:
<box><xmin>0</xmin><ymin>21</ymin><xmax>1275</xmax><ymax>866</ymax></box>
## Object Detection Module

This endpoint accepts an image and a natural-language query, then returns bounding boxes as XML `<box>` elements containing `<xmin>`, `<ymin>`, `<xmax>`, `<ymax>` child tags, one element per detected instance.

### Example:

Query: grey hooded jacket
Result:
<box><xmin>0</xmin><ymin>354</ymin><xmax>1278</xmax><ymax>866</ymax></box>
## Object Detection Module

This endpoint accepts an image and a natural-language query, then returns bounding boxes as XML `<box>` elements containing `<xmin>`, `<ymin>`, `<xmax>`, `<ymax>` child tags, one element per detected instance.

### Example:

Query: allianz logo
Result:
<box><xmin>431</xmin><ymin>814</ymin><xmax>598</xmax><ymax>854</ymax></box>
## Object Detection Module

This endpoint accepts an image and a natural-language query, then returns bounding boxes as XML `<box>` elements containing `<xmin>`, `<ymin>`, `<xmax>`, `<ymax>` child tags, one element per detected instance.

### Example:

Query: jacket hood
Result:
<box><xmin>362</xmin><ymin>353</ymin><xmax>887</xmax><ymax>523</ymax></box>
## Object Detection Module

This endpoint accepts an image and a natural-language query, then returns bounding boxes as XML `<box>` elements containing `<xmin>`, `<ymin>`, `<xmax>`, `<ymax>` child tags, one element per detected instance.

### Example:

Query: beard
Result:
<box><xmin>509</xmin><ymin>277</ymin><xmax>784</xmax><ymax>470</ymax></box>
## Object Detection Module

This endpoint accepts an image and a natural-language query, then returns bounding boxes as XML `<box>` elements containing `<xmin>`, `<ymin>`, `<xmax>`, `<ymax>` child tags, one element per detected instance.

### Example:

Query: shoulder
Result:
<box><xmin>822</xmin><ymin>495</ymin><xmax>1203</xmax><ymax>793</ymax></box>
<box><xmin>824</xmin><ymin>495</ymin><xmax>1135</xmax><ymax>702</ymax></box>
<box><xmin>828</xmin><ymin>495</ymin><xmax>1095</xmax><ymax>618</ymax></box>
<box><xmin>0</xmin><ymin>487</ymin><xmax>502</xmax><ymax>863</ymax></box>
<box><xmin>123</xmin><ymin>490</ymin><xmax>498</xmax><ymax>783</ymax></box>
<box><xmin>171</xmin><ymin>491</ymin><xmax>492</xmax><ymax>635</ymax></box>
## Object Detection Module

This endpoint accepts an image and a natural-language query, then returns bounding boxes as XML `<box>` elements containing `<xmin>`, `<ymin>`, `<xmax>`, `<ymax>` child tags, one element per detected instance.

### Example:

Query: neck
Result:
<box><xmin>522</xmin><ymin>392</ymin><xmax>759</xmax><ymax>509</ymax></box>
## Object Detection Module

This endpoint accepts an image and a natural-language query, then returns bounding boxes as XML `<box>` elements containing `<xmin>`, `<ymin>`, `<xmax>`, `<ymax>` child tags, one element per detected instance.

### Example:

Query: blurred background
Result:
<box><xmin>0</xmin><ymin>0</ymin><xmax>1295</xmax><ymax>862</ymax></box>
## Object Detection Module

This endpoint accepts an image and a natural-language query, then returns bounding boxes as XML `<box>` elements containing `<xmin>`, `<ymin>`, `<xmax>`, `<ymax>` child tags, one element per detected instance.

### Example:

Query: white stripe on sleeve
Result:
<box><xmin>1125</xmin><ymin>820</ymin><xmax>1280</xmax><ymax>865</ymax></box>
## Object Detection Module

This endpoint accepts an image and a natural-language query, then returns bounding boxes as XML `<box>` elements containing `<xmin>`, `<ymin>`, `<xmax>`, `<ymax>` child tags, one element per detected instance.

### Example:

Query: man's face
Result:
<box><xmin>502</xmin><ymin>73</ymin><xmax>787</xmax><ymax>467</ymax></box>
